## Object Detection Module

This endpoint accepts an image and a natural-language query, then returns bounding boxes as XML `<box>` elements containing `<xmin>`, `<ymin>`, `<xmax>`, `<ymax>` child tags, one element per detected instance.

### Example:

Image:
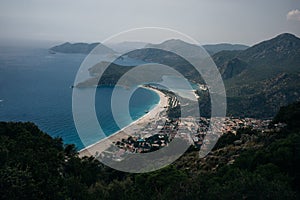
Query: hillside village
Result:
<box><xmin>99</xmin><ymin>88</ymin><xmax>286</xmax><ymax>161</ymax></box>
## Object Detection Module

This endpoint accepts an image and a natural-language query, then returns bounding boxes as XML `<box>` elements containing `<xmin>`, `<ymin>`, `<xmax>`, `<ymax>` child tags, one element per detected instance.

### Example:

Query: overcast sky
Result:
<box><xmin>0</xmin><ymin>0</ymin><xmax>300</xmax><ymax>46</ymax></box>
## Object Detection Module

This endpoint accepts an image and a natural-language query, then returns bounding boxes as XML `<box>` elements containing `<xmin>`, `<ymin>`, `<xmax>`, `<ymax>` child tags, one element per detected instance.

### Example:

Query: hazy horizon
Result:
<box><xmin>1</xmin><ymin>0</ymin><xmax>300</xmax><ymax>48</ymax></box>
<box><xmin>1</xmin><ymin>31</ymin><xmax>299</xmax><ymax>50</ymax></box>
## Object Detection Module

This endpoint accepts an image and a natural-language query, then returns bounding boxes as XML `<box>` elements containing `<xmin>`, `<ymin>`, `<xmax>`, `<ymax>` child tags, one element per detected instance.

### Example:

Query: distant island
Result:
<box><xmin>49</xmin><ymin>42</ymin><xmax>115</xmax><ymax>54</ymax></box>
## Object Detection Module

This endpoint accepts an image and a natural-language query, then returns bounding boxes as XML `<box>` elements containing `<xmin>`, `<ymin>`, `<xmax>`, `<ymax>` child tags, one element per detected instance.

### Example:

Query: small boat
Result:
<box><xmin>144</xmin><ymin>110</ymin><xmax>149</xmax><ymax>113</ymax></box>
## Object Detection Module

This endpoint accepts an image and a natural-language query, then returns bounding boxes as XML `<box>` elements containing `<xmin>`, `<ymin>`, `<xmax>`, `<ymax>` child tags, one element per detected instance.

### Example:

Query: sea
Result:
<box><xmin>0</xmin><ymin>47</ymin><xmax>160</xmax><ymax>150</ymax></box>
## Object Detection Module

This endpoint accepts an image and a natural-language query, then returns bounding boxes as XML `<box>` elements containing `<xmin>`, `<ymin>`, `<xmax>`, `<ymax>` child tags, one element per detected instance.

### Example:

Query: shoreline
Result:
<box><xmin>78</xmin><ymin>86</ymin><xmax>169</xmax><ymax>157</ymax></box>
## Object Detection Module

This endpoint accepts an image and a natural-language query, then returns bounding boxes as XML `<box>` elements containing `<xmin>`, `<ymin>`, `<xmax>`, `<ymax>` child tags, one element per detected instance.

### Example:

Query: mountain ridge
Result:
<box><xmin>50</xmin><ymin>39</ymin><xmax>249</xmax><ymax>55</ymax></box>
<box><xmin>211</xmin><ymin>33</ymin><xmax>300</xmax><ymax>118</ymax></box>
<box><xmin>203</xmin><ymin>43</ymin><xmax>249</xmax><ymax>55</ymax></box>
<box><xmin>74</xmin><ymin>32</ymin><xmax>300</xmax><ymax>118</ymax></box>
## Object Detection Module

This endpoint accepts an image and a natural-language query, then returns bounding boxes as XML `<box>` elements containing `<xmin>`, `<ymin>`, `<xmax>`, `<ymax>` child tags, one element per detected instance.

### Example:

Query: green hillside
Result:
<box><xmin>1</xmin><ymin>101</ymin><xmax>300</xmax><ymax>199</ymax></box>
<box><xmin>76</xmin><ymin>33</ymin><xmax>300</xmax><ymax>118</ymax></box>
<box><xmin>203</xmin><ymin>43</ymin><xmax>249</xmax><ymax>55</ymax></box>
<box><xmin>214</xmin><ymin>33</ymin><xmax>300</xmax><ymax>118</ymax></box>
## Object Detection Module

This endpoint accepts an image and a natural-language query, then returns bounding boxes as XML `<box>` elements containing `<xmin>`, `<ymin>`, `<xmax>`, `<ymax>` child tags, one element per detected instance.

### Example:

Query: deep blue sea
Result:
<box><xmin>0</xmin><ymin>47</ymin><xmax>159</xmax><ymax>150</ymax></box>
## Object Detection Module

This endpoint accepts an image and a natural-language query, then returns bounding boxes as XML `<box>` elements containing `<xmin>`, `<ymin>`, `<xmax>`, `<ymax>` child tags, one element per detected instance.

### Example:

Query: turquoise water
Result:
<box><xmin>0</xmin><ymin>47</ymin><xmax>159</xmax><ymax>150</ymax></box>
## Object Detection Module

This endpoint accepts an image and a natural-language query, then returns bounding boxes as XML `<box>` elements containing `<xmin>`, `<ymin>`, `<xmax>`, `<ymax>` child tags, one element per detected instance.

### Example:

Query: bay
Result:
<box><xmin>0</xmin><ymin>47</ymin><xmax>159</xmax><ymax>150</ymax></box>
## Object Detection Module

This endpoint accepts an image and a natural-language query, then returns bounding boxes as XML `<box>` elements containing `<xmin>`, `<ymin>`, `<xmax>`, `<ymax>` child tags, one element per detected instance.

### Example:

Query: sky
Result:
<box><xmin>0</xmin><ymin>0</ymin><xmax>300</xmax><ymax>46</ymax></box>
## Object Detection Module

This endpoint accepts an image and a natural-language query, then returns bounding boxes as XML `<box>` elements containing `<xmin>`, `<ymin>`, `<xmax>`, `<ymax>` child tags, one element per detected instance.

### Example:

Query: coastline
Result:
<box><xmin>78</xmin><ymin>86</ymin><xmax>169</xmax><ymax>157</ymax></box>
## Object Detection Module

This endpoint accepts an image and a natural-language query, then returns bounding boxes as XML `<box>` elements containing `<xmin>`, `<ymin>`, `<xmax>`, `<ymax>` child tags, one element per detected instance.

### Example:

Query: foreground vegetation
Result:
<box><xmin>1</xmin><ymin>102</ymin><xmax>300</xmax><ymax>199</ymax></box>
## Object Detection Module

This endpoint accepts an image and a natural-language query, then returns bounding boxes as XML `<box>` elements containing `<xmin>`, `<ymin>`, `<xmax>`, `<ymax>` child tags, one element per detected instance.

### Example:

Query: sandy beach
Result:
<box><xmin>79</xmin><ymin>86</ymin><xmax>169</xmax><ymax>157</ymax></box>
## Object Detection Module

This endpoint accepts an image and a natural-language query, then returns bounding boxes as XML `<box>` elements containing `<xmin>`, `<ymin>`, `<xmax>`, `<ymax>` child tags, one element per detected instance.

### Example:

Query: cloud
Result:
<box><xmin>287</xmin><ymin>9</ymin><xmax>300</xmax><ymax>21</ymax></box>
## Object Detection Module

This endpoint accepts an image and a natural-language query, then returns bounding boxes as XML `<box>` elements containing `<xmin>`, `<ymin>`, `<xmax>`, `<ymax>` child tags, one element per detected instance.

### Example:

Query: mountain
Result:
<box><xmin>212</xmin><ymin>33</ymin><xmax>300</xmax><ymax>118</ymax></box>
<box><xmin>105</xmin><ymin>40</ymin><xmax>248</xmax><ymax>55</ymax></box>
<box><xmin>215</xmin><ymin>33</ymin><xmax>300</xmax><ymax>81</ymax></box>
<box><xmin>49</xmin><ymin>42</ymin><xmax>115</xmax><ymax>54</ymax></box>
<box><xmin>75</xmin><ymin>33</ymin><xmax>300</xmax><ymax>118</ymax></box>
<box><xmin>106</xmin><ymin>41</ymin><xmax>148</xmax><ymax>53</ymax></box>
<box><xmin>203</xmin><ymin>43</ymin><xmax>249</xmax><ymax>55</ymax></box>
<box><xmin>128</xmin><ymin>33</ymin><xmax>300</xmax><ymax>118</ymax></box>
<box><xmin>146</xmin><ymin>39</ymin><xmax>248</xmax><ymax>55</ymax></box>
<box><xmin>239</xmin><ymin>33</ymin><xmax>300</xmax><ymax>64</ymax></box>
<box><xmin>145</xmin><ymin>39</ymin><xmax>207</xmax><ymax>58</ymax></box>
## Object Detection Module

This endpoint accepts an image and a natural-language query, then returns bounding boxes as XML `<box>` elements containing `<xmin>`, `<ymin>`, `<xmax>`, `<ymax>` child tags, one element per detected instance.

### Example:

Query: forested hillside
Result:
<box><xmin>1</xmin><ymin>101</ymin><xmax>300</xmax><ymax>199</ymax></box>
